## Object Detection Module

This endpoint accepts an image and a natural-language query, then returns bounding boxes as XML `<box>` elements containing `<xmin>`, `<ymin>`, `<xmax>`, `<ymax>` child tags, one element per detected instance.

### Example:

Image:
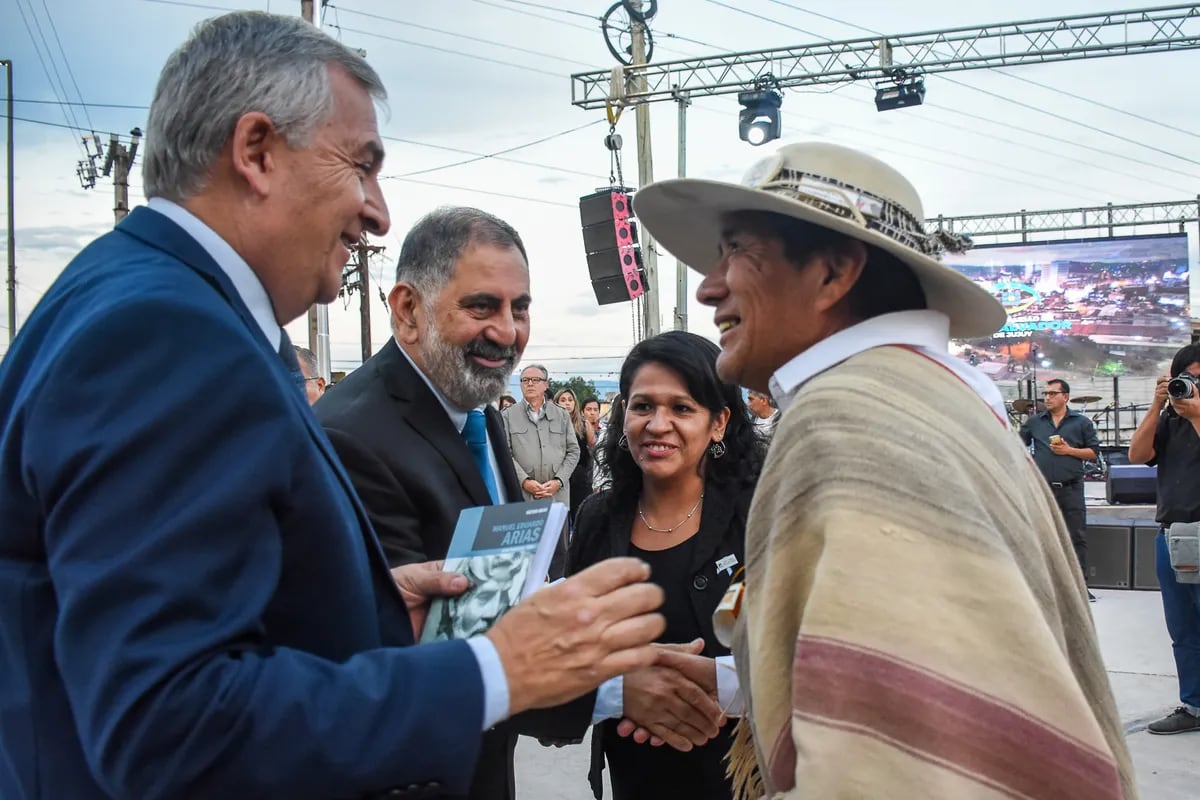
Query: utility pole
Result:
<box><xmin>301</xmin><ymin>0</ymin><xmax>331</xmax><ymax>381</ymax></box>
<box><xmin>351</xmin><ymin>240</ymin><xmax>383</xmax><ymax>363</ymax></box>
<box><xmin>3</xmin><ymin>59</ymin><xmax>14</xmax><ymax>344</ymax></box>
<box><xmin>101</xmin><ymin>128</ymin><xmax>141</xmax><ymax>226</ymax></box>
<box><xmin>628</xmin><ymin>0</ymin><xmax>659</xmax><ymax>339</ymax></box>
<box><xmin>673</xmin><ymin>90</ymin><xmax>689</xmax><ymax>332</ymax></box>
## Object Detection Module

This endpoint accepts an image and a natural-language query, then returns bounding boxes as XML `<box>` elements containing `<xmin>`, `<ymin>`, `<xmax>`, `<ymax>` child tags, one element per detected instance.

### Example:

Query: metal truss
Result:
<box><xmin>570</xmin><ymin>5</ymin><xmax>1200</xmax><ymax>109</ymax></box>
<box><xmin>926</xmin><ymin>198</ymin><xmax>1200</xmax><ymax>240</ymax></box>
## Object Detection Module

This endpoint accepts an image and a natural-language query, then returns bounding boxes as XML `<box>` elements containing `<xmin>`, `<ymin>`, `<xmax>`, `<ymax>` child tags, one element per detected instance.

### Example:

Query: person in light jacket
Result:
<box><xmin>504</xmin><ymin>364</ymin><xmax>580</xmax><ymax>577</ymax></box>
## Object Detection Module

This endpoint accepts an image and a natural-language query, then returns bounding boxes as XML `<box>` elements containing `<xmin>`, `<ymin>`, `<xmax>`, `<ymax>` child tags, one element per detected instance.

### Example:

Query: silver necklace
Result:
<box><xmin>638</xmin><ymin>494</ymin><xmax>705</xmax><ymax>533</ymax></box>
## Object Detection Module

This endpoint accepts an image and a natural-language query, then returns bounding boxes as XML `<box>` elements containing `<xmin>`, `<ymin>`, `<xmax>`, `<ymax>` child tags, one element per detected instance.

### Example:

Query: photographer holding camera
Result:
<box><xmin>1129</xmin><ymin>342</ymin><xmax>1200</xmax><ymax>735</ymax></box>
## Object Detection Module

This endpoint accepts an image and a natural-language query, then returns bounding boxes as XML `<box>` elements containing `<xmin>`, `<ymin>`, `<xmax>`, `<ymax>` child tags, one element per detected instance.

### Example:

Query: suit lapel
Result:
<box><xmin>118</xmin><ymin>208</ymin><xmax>406</xmax><ymax>607</ymax></box>
<box><xmin>380</xmin><ymin>341</ymin><xmax>495</xmax><ymax>507</ymax></box>
<box><xmin>486</xmin><ymin>406</ymin><xmax>522</xmax><ymax>499</ymax></box>
<box><xmin>688</xmin><ymin>483</ymin><xmax>739</xmax><ymax>576</ymax></box>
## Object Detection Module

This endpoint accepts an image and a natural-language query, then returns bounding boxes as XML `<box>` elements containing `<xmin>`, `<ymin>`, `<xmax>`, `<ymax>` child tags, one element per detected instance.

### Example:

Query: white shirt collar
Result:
<box><xmin>768</xmin><ymin>309</ymin><xmax>1009</xmax><ymax>427</ymax></box>
<box><xmin>393</xmin><ymin>338</ymin><xmax>483</xmax><ymax>433</ymax></box>
<box><xmin>147</xmin><ymin>197</ymin><xmax>281</xmax><ymax>351</ymax></box>
<box><xmin>524</xmin><ymin>399</ymin><xmax>547</xmax><ymax>422</ymax></box>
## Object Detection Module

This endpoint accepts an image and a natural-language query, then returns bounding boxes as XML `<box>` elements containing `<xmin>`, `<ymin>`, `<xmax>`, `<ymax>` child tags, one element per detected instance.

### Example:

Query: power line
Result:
<box><xmin>12</xmin><ymin>0</ymin><xmax>85</xmax><ymax>152</ymax></box>
<box><xmin>806</xmin><ymin>85</ymin><xmax>1199</xmax><ymax>195</ymax></box>
<box><xmin>36</xmin><ymin>0</ymin><xmax>95</xmax><ymax>133</ymax></box>
<box><xmin>22</xmin><ymin>0</ymin><xmax>89</xmax><ymax>141</ymax></box>
<box><xmin>466</xmin><ymin>0</ymin><xmax>597</xmax><ymax>34</ymax></box>
<box><xmin>10</xmin><ymin>115</ymin><xmax>122</xmax><ymax>135</ymax></box>
<box><xmin>705</xmin><ymin>0</ymin><xmax>824</xmax><ymax>40</ymax></box>
<box><xmin>756</xmin><ymin>0</ymin><xmax>1200</xmax><ymax>147</ymax></box>
<box><xmin>331</xmin><ymin>23</ymin><xmax>562</xmax><ymax>78</ymax></box>
<box><xmin>12</xmin><ymin>111</ymin><xmax>608</xmax><ymax>183</ymax></box>
<box><xmin>484</xmin><ymin>0</ymin><xmax>599</xmax><ymax>21</ymax></box>
<box><xmin>140</xmin><ymin>0</ymin><xmax>246</xmax><ymax>12</ymax></box>
<box><xmin>15</xmin><ymin>98</ymin><xmax>149</xmax><ymax>110</ymax></box>
<box><xmin>327</xmin><ymin>5</ymin><xmax>595</xmax><ymax>68</ymax></box>
<box><xmin>462</xmin><ymin>0</ymin><xmax>711</xmax><ymax>60</ymax></box>
<box><xmin>384</xmin><ymin>177</ymin><xmax>576</xmax><ymax>208</ymax></box>
<box><xmin>390</xmin><ymin>120</ymin><xmax>605</xmax><ymax>178</ymax></box>
<box><xmin>382</xmin><ymin>135</ymin><xmax>605</xmax><ymax>180</ymax></box>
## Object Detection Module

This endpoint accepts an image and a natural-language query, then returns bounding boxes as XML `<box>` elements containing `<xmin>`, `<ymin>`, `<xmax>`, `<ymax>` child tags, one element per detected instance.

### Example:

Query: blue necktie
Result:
<box><xmin>463</xmin><ymin>410</ymin><xmax>500</xmax><ymax>505</ymax></box>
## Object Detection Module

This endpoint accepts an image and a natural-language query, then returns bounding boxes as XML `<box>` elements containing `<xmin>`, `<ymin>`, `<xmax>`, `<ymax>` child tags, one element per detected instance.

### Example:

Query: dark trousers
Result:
<box><xmin>1050</xmin><ymin>480</ymin><xmax>1088</xmax><ymax>580</ymax></box>
<box><xmin>1157</xmin><ymin>531</ymin><xmax>1200</xmax><ymax>711</ymax></box>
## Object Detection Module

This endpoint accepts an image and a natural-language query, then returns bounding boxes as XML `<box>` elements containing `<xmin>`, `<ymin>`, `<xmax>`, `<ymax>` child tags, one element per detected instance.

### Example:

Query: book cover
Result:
<box><xmin>420</xmin><ymin>499</ymin><xmax>566</xmax><ymax>643</ymax></box>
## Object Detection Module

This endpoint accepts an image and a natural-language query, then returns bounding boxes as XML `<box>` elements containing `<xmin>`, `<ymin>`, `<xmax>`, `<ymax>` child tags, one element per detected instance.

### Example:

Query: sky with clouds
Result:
<box><xmin>4</xmin><ymin>0</ymin><xmax>1200</xmax><ymax>385</ymax></box>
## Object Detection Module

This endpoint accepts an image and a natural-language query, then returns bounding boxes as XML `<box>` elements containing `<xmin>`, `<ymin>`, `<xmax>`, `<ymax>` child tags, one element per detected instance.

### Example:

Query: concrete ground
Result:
<box><xmin>513</xmin><ymin>569</ymin><xmax>1199</xmax><ymax>797</ymax></box>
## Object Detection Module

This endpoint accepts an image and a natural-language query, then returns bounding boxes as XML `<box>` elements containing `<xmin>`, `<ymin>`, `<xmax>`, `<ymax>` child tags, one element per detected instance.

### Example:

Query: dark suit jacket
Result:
<box><xmin>317</xmin><ymin>339</ymin><xmax>522</xmax><ymax>565</ymax></box>
<box><xmin>317</xmin><ymin>340</ymin><xmax>593</xmax><ymax>799</ymax></box>
<box><xmin>0</xmin><ymin>208</ymin><xmax>483</xmax><ymax>800</ymax></box>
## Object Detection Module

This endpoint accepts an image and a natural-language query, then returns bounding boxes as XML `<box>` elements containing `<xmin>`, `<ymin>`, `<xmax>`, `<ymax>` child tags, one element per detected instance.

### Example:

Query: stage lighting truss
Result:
<box><xmin>738</xmin><ymin>77</ymin><xmax>783</xmax><ymax>146</ymax></box>
<box><xmin>875</xmin><ymin>72</ymin><xmax>926</xmax><ymax>112</ymax></box>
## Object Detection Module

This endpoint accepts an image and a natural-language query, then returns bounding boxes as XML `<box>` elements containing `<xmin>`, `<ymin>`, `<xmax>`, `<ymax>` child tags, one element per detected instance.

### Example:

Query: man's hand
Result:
<box><xmin>390</xmin><ymin>561</ymin><xmax>469</xmax><ymax>639</ymax></box>
<box><xmin>618</xmin><ymin>638</ymin><xmax>722</xmax><ymax>751</ymax></box>
<box><xmin>1171</xmin><ymin>387</ymin><xmax>1200</xmax><ymax>421</ymax></box>
<box><xmin>1153</xmin><ymin>376</ymin><xmax>1171</xmax><ymax>409</ymax></box>
<box><xmin>1049</xmin><ymin>438</ymin><xmax>1070</xmax><ymax>456</ymax></box>
<box><xmin>487</xmin><ymin>557</ymin><xmax>665</xmax><ymax>715</ymax></box>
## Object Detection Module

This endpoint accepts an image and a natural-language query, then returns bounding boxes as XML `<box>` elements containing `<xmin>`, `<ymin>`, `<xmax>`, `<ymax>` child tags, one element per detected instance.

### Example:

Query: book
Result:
<box><xmin>420</xmin><ymin>498</ymin><xmax>567</xmax><ymax>643</ymax></box>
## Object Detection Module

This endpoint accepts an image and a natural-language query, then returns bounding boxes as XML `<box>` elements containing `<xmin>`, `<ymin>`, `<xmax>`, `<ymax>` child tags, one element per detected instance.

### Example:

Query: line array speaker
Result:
<box><xmin>579</xmin><ymin>189</ymin><xmax>646</xmax><ymax>305</ymax></box>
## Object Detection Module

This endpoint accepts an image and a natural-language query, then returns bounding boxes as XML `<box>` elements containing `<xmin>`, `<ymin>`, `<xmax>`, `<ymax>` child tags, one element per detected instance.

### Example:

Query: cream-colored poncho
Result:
<box><xmin>730</xmin><ymin>345</ymin><xmax>1135</xmax><ymax>800</ymax></box>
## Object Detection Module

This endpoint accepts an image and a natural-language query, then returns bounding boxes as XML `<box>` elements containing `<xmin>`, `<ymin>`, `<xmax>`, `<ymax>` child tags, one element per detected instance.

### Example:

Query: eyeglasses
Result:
<box><xmin>1042</xmin><ymin>391</ymin><xmax>1065</xmax><ymax>397</ymax></box>
<box><xmin>519</xmin><ymin>377</ymin><xmax>547</xmax><ymax>385</ymax></box>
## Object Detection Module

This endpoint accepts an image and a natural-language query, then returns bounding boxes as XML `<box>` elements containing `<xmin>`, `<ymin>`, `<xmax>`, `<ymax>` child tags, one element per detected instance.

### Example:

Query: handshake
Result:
<box><xmin>392</xmin><ymin>557</ymin><xmax>726</xmax><ymax>751</ymax></box>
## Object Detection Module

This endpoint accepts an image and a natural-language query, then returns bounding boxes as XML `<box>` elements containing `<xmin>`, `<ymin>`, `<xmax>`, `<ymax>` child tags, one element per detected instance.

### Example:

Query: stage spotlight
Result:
<box><xmin>738</xmin><ymin>89</ymin><xmax>783</xmax><ymax>146</ymax></box>
<box><xmin>874</xmin><ymin>76</ymin><xmax>925</xmax><ymax>112</ymax></box>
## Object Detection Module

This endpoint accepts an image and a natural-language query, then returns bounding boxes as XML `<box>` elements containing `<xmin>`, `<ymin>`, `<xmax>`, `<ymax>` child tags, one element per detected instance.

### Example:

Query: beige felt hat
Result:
<box><xmin>632</xmin><ymin>142</ymin><xmax>1007</xmax><ymax>339</ymax></box>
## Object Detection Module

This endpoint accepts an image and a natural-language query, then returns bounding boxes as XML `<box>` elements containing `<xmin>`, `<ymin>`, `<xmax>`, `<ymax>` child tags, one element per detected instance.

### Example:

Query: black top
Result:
<box><xmin>1148</xmin><ymin>409</ymin><xmax>1200</xmax><ymax>524</ymax></box>
<box><xmin>602</xmin><ymin>536</ymin><xmax>732</xmax><ymax>800</ymax></box>
<box><xmin>566</xmin><ymin>483</ymin><xmax>755</xmax><ymax>800</ymax></box>
<box><xmin>1019</xmin><ymin>409</ymin><xmax>1100</xmax><ymax>483</ymax></box>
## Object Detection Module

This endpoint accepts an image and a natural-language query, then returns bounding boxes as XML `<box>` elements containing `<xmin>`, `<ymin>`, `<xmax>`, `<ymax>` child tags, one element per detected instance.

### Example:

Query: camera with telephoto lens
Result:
<box><xmin>1167</xmin><ymin>373</ymin><xmax>1200</xmax><ymax>401</ymax></box>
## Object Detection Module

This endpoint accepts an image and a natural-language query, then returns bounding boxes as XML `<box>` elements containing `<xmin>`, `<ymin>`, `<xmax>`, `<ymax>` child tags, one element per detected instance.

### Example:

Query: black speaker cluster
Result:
<box><xmin>579</xmin><ymin>189</ymin><xmax>646</xmax><ymax>306</ymax></box>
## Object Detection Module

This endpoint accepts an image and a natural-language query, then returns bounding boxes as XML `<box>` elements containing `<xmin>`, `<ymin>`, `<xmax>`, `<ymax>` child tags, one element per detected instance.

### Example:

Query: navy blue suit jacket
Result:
<box><xmin>0</xmin><ymin>208</ymin><xmax>483</xmax><ymax>799</ymax></box>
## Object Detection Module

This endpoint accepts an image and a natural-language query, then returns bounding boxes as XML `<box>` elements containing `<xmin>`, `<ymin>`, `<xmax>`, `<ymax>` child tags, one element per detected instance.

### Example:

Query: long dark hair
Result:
<box><xmin>597</xmin><ymin>331</ymin><xmax>765</xmax><ymax>511</ymax></box>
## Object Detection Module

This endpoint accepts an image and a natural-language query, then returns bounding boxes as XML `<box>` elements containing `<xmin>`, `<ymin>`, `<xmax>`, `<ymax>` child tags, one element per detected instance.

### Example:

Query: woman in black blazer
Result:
<box><xmin>566</xmin><ymin>331</ymin><xmax>765</xmax><ymax>800</ymax></box>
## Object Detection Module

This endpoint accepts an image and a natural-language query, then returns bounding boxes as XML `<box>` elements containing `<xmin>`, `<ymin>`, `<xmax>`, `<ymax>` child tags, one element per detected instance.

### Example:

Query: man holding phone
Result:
<box><xmin>1020</xmin><ymin>378</ymin><xmax>1101</xmax><ymax>597</ymax></box>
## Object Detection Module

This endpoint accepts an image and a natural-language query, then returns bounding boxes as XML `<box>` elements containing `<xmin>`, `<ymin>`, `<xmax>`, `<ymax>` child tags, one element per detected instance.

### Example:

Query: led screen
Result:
<box><xmin>940</xmin><ymin>233</ymin><xmax>1190</xmax><ymax>380</ymax></box>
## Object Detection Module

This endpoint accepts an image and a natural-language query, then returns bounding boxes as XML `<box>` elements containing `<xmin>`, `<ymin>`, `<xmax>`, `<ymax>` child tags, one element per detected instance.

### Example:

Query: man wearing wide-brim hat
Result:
<box><xmin>634</xmin><ymin>142</ymin><xmax>1135</xmax><ymax>800</ymax></box>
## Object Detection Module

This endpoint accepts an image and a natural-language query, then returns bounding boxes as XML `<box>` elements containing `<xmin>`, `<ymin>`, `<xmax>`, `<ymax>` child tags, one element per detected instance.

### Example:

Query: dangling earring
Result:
<box><xmin>618</xmin><ymin>434</ymin><xmax>630</xmax><ymax>451</ymax></box>
<box><xmin>708</xmin><ymin>440</ymin><xmax>727</xmax><ymax>459</ymax></box>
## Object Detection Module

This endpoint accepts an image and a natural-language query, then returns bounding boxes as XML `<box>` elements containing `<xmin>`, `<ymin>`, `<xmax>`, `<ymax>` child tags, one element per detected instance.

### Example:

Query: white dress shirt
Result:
<box><xmin>146</xmin><ymin>199</ymin><xmax>510</xmax><ymax>730</ymax></box>
<box><xmin>768</xmin><ymin>309</ymin><xmax>1009</xmax><ymax>427</ymax></box>
<box><xmin>148</xmin><ymin>198</ymin><xmax>280</xmax><ymax>350</ymax></box>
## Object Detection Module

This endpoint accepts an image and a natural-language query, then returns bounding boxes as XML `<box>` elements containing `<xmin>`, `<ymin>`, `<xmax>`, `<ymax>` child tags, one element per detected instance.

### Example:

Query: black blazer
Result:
<box><xmin>316</xmin><ymin>339</ymin><xmax>592</xmax><ymax>799</ymax></box>
<box><xmin>565</xmin><ymin>480</ymin><xmax>755</xmax><ymax>799</ymax></box>
<box><xmin>569</xmin><ymin>482</ymin><xmax>751</xmax><ymax>660</ymax></box>
<box><xmin>317</xmin><ymin>338</ymin><xmax>523</xmax><ymax>565</ymax></box>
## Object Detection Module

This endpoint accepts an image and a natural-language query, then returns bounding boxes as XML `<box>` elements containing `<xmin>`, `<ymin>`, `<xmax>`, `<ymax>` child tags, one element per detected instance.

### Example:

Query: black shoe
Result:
<box><xmin>1147</xmin><ymin>707</ymin><xmax>1200</xmax><ymax>735</ymax></box>
<box><xmin>1088</xmin><ymin>591</ymin><xmax>1097</xmax><ymax>602</ymax></box>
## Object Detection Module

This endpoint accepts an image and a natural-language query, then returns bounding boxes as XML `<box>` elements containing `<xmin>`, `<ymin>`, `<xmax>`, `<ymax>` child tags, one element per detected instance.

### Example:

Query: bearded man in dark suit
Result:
<box><xmin>317</xmin><ymin>206</ymin><xmax>592</xmax><ymax>798</ymax></box>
